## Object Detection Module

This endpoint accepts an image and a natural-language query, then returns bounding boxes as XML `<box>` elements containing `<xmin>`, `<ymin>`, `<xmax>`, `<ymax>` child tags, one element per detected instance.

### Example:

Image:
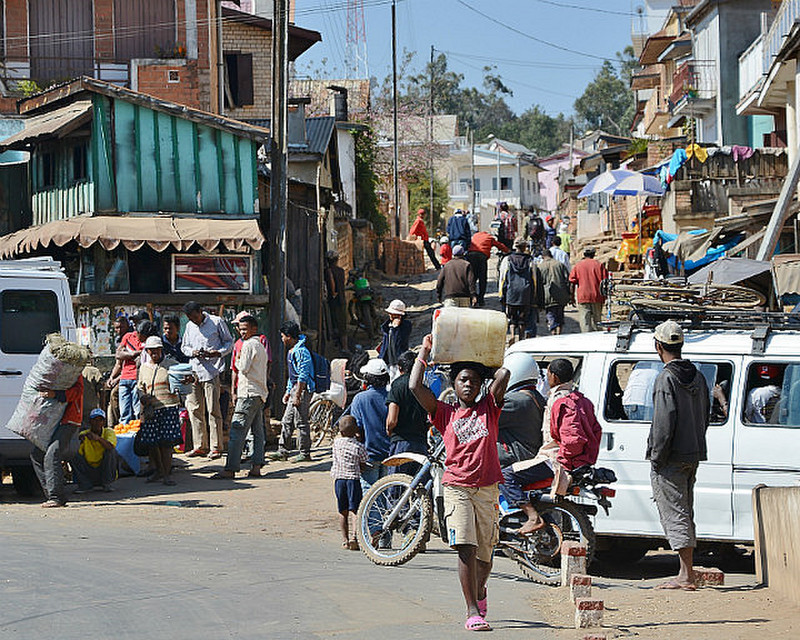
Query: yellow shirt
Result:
<box><xmin>78</xmin><ymin>428</ymin><xmax>117</xmax><ymax>468</ymax></box>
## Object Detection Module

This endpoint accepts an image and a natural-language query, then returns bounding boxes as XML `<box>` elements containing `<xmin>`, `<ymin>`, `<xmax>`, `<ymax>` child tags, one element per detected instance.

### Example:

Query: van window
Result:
<box><xmin>605</xmin><ymin>359</ymin><xmax>733</xmax><ymax>425</ymax></box>
<box><xmin>0</xmin><ymin>290</ymin><xmax>60</xmax><ymax>354</ymax></box>
<box><xmin>744</xmin><ymin>362</ymin><xmax>800</xmax><ymax>427</ymax></box>
<box><xmin>530</xmin><ymin>355</ymin><xmax>583</xmax><ymax>396</ymax></box>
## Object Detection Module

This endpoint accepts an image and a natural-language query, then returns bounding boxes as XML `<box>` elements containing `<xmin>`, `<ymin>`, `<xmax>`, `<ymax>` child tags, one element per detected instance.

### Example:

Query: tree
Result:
<box><xmin>353</xmin><ymin>126</ymin><xmax>388</xmax><ymax>237</ymax></box>
<box><xmin>573</xmin><ymin>59</ymin><xmax>635</xmax><ymax>135</ymax></box>
<box><xmin>407</xmin><ymin>172</ymin><xmax>449</xmax><ymax>230</ymax></box>
<box><xmin>498</xmin><ymin>105</ymin><xmax>571</xmax><ymax>157</ymax></box>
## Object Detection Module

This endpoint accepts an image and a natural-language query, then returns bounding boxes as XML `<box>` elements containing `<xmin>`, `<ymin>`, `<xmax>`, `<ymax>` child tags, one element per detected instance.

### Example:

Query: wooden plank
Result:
<box><xmin>234</xmin><ymin>137</ymin><xmax>243</xmax><ymax>214</ymax></box>
<box><xmin>192</xmin><ymin>122</ymin><xmax>201</xmax><ymax>212</ymax></box>
<box><xmin>134</xmin><ymin>104</ymin><xmax>142</xmax><ymax>211</ymax></box>
<box><xmin>757</xmin><ymin>143</ymin><xmax>800</xmax><ymax>260</ymax></box>
<box><xmin>216</xmin><ymin>128</ymin><xmax>226</xmax><ymax>213</ymax></box>
<box><xmin>171</xmin><ymin>116</ymin><xmax>182</xmax><ymax>206</ymax></box>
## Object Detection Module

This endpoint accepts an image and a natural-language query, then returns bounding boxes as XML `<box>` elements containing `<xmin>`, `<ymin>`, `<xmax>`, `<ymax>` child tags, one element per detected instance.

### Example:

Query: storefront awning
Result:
<box><xmin>0</xmin><ymin>101</ymin><xmax>93</xmax><ymax>150</ymax></box>
<box><xmin>0</xmin><ymin>215</ymin><xmax>264</xmax><ymax>258</ymax></box>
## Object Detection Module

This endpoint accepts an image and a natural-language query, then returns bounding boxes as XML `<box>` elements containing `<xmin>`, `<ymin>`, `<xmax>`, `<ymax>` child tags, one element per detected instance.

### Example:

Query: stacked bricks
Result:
<box><xmin>381</xmin><ymin>238</ymin><xmax>424</xmax><ymax>277</ymax></box>
<box><xmin>94</xmin><ymin>0</ymin><xmax>114</xmax><ymax>60</ymax></box>
<box><xmin>693</xmin><ymin>567</ymin><xmax>724</xmax><ymax>587</ymax></box>
<box><xmin>575</xmin><ymin>598</ymin><xmax>604</xmax><ymax>628</ymax></box>
<box><xmin>560</xmin><ymin>541</ymin><xmax>587</xmax><ymax>587</ymax></box>
<box><xmin>136</xmin><ymin>61</ymin><xmax>202</xmax><ymax>110</ymax></box>
<box><xmin>570</xmin><ymin>574</ymin><xmax>592</xmax><ymax>601</ymax></box>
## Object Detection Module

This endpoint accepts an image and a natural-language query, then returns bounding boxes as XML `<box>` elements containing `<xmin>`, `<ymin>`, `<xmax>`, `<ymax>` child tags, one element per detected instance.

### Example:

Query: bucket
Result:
<box><xmin>168</xmin><ymin>363</ymin><xmax>194</xmax><ymax>396</ymax></box>
<box><xmin>431</xmin><ymin>307</ymin><xmax>508</xmax><ymax>368</ymax></box>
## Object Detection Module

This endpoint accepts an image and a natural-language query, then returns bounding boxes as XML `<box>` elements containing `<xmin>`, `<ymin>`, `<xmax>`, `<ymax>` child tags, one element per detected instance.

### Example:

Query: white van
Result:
<box><xmin>507</xmin><ymin>319</ymin><xmax>800</xmax><ymax>560</ymax></box>
<box><xmin>0</xmin><ymin>258</ymin><xmax>76</xmax><ymax>495</ymax></box>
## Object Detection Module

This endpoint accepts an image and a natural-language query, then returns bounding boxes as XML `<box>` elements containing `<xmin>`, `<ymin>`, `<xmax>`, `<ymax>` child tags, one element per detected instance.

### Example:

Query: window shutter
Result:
<box><xmin>237</xmin><ymin>54</ymin><xmax>254</xmax><ymax>106</ymax></box>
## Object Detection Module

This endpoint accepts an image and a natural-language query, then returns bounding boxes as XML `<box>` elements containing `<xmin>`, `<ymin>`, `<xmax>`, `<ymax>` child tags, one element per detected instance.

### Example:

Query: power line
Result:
<box><xmin>530</xmin><ymin>0</ymin><xmax>636</xmax><ymax>17</ymax></box>
<box><xmin>440</xmin><ymin>49</ymin><xmax>601</xmax><ymax>71</ymax></box>
<box><xmin>454</xmin><ymin>0</ymin><xmax>613</xmax><ymax>62</ymax></box>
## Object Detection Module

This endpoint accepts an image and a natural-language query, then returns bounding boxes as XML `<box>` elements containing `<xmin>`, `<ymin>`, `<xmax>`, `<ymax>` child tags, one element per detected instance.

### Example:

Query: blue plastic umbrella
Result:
<box><xmin>577</xmin><ymin>169</ymin><xmax>638</xmax><ymax>198</ymax></box>
<box><xmin>610</xmin><ymin>172</ymin><xmax>665</xmax><ymax>196</ymax></box>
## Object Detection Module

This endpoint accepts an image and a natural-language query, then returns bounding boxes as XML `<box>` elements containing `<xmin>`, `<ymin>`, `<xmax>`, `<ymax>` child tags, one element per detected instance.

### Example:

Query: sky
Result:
<box><xmin>292</xmin><ymin>0</ymin><xmax>655</xmax><ymax>118</ymax></box>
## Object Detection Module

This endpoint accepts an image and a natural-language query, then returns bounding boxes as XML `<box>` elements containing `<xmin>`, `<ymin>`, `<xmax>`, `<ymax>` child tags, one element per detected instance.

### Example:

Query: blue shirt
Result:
<box><xmin>286</xmin><ymin>334</ymin><xmax>315</xmax><ymax>395</ymax></box>
<box><xmin>346</xmin><ymin>385</ymin><xmax>390</xmax><ymax>463</ymax></box>
<box><xmin>162</xmin><ymin>334</ymin><xmax>190</xmax><ymax>364</ymax></box>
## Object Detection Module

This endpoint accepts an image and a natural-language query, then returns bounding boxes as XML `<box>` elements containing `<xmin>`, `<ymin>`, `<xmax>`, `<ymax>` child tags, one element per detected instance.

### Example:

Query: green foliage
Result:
<box><xmin>407</xmin><ymin>172</ymin><xmax>448</xmax><ymax>230</ymax></box>
<box><xmin>498</xmin><ymin>106</ymin><xmax>572</xmax><ymax>157</ymax></box>
<box><xmin>353</xmin><ymin>126</ymin><xmax>388</xmax><ymax>237</ymax></box>
<box><xmin>16</xmin><ymin>80</ymin><xmax>43</xmax><ymax>97</ymax></box>
<box><xmin>574</xmin><ymin>52</ymin><xmax>637</xmax><ymax>136</ymax></box>
<box><xmin>624</xmin><ymin>137</ymin><xmax>650</xmax><ymax>159</ymax></box>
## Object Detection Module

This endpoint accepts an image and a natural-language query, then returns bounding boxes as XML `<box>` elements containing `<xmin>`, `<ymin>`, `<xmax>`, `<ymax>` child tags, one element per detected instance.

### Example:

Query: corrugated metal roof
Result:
<box><xmin>0</xmin><ymin>100</ymin><xmax>93</xmax><ymax>150</ymax></box>
<box><xmin>304</xmin><ymin>116</ymin><xmax>335</xmax><ymax>155</ymax></box>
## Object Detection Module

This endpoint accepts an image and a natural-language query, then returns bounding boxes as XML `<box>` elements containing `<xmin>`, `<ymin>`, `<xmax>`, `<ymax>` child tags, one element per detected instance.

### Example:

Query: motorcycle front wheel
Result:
<box><xmin>501</xmin><ymin>499</ymin><xmax>595</xmax><ymax>585</ymax></box>
<box><xmin>356</xmin><ymin>473</ymin><xmax>433</xmax><ymax>567</ymax></box>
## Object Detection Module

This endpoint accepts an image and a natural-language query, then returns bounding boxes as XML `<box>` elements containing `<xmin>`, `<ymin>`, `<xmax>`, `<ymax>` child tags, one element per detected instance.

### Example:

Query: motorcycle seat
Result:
<box><xmin>522</xmin><ymin>479</ymin><xmax>552</xmax><ymax>491</ymax></box>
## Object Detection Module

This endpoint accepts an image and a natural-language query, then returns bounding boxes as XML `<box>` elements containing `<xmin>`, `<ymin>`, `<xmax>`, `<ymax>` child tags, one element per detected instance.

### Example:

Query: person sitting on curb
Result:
<box><xmin>73</xmin><ymin>408</ymin><xmax>118</xmax><ymax>494</ymax></box>
<box><xmin>410</xmin><ymin>334</ymin><xmax>510</xmax><ymax>633</ymax></box>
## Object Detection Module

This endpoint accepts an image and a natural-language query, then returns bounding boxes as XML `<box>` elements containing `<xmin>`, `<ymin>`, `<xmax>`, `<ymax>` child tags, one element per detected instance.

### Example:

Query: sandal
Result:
<box><xmin>465</xmin><ymin>615</ymin><xmax>491</xmax><ymax>632</ymax></box>
<box><xmin>210</xmin><ymin>471</ymin><xmax>235</xmax><ymax>480</ymax></box>
<box><xmin>348</xmin><ymin>539</ymin><xmax>360</xmax><ymax>551</ymax></box>
<box><xmin>477</xmin><ymin>591</ymin><xmax>487</xmax><ymax>618</ymax></box>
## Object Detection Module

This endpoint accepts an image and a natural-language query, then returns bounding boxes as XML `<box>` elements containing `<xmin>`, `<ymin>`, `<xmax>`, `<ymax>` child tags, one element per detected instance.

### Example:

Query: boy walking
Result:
<box><xmin>331</xmin><ymin>416</ymin><xmax>368</xmax><ymax>550</ymax></box>
<box><xmin>410</xmin><ymin>335</ymin><xmax>510</xmax><ymax>632</ymax></box>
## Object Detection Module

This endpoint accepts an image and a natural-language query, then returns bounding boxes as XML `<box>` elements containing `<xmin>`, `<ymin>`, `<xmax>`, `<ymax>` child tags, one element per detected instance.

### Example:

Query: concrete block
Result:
<box><xmin>574</xmin><ymin>598</ymin><xmax>604</xmax><ymax>628</ymax></box>
<box><xmin>694</xmin><ymin>566</ymin><xmax>724</xmax><ymax>587</ymax></box>
<box><xmin>561</xmin><ymin>542</ymin><xmax>587</xmax><ymax>587</ymax></box>
<box><xmin>570</xmin><ymin>573</ymin><xmax>592</xmax><ymax>601</ymax></box>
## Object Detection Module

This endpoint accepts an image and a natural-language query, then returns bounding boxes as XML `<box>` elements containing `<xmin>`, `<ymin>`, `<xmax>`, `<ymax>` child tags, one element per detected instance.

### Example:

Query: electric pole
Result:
<box><xmin>269</xmin><ymin>0</ymin><xmax>289</xmax><ymax>390</ymax></box>
<box><xmin>429</xmin><ymin>44</ymin><xmax>435</xmax><ymax>231</ymax></box>
<box><xmin>392</xmin><ymin>0</ymin><xmax>400</xmax><ymax>237</ymax></box>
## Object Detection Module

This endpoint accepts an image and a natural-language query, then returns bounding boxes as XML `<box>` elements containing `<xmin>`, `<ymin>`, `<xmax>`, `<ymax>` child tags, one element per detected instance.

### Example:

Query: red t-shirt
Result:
<box><xmin>409</xmin><ymin>217</ymin><xmax>429</xmax><ymax>242</ymax></box>
<box><xmin>469</xmin><ymin>231</ymin><xmax>510</xmax><ymax>258</ymax></box>
<box><xmin>568</xmin><ymin>257</ymin><xmax>608</xmax><ymax>304</ymax></box>
<box><xmin>432</xmin><ymin>392</ymin><xmax>503</xmax><ymax>487</ymax></box>
<box><xmin>119</xmin><ymin>332</ymin><xmax>143</xmax><ymax>380</ymax></box>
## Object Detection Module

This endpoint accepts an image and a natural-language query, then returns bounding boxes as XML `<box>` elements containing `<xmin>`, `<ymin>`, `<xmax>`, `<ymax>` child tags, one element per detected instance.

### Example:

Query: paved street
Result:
<box><xmin>1</xmin><ymin>501</ymin><xmax>546</xmax><ymax>639</ymax></box>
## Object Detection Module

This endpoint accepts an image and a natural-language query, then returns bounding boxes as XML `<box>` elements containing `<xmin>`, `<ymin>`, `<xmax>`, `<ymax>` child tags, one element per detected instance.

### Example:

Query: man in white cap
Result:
<box><xmin>340</xmin><ymin>358</ymin><xmax>391</xmax><ymax>491</ymax></box>
<box><xmin>649</xmin><ymin>320</ymin><xmax>710</xmax><ymax>591</ymax></box>
<box><xmin>379</xmin><ymin>299</ymin><xmax>412</xmax><ymax>371</ymax></box>
<box><xmin>436</xmin><ymin>244</ymin><xmax>477</xmax><ymax>307</ymax></box>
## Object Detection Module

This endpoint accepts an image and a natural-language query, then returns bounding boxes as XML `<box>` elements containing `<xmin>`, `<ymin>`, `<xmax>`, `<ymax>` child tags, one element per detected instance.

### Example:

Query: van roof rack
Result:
<box><xmin>0</xmin><ymin>257</ymin><xmax>62</xmax><ymax>271</ymax></box>
<box><xmin>602</xmin><ymin>307</ymin><xmax>800</xmax><ymax>355</ymax></box>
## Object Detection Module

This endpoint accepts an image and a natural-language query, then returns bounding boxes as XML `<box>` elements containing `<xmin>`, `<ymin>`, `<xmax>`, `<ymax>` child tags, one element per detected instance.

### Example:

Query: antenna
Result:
<box><xmin>346</xmin><ymin>0</ymin><xmax>369</xmax><ymax>78</ymax></box>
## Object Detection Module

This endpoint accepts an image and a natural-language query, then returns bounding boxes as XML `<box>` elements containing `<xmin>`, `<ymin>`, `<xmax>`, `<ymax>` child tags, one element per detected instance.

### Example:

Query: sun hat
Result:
<box><xmin>654</xmin><ymin>320</ymin><xmax>684</xmax><ymax>345</ymax></box>
<box><xmin>89</xmin><ymin>408</ymin><xmax>106</xmax><ymax>420</ymax></box>
<box><xmin>385</xmin><ymin>299</ymin><xmax>407</xmax><ymax>316</ymax></box>
<box><xmin>360</xmin><ymin>358</ymin><xmax>389</xmax><ymax>377</ymax></box>
<box><xmin>144</xmin><ymin>336</ymin><xmax>164</xmax><ymax>349</ymax></box>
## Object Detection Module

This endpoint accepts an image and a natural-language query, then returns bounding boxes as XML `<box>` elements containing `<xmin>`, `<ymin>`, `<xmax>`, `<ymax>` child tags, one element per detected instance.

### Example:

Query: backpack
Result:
<box><xmin>292</xmin><ymin>346</ymin><xmax>331</xmax><ymax>393</ymax></box>
<box><xmin>504</xmin><ymin>254</ymin><xmax>533</xmax><ymax>306</ymax></box>
<box><xmin>310</xmin><ymin>350</ymin><xmax>331</xmax><ymax>393</ymax></box>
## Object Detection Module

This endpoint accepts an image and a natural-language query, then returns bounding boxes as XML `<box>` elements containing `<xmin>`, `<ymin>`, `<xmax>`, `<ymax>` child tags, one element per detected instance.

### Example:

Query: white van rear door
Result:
<box><xmin>594</xmin><ymin>355</ymin><xmax>736</xmax><ymax>540</ymax></box>
<box><xmin>0</xmin><ymin>279</ymin><xmax>64</xmax><ymax>432</ymax></box>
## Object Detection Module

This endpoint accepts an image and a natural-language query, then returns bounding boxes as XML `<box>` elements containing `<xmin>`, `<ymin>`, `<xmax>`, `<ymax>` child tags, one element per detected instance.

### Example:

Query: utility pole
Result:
<box><xmin>470</xmin><ymin>127</ymin><xmax>476</xmax><ymax>220</ymax></box>
<box><xmin>429</xmin><ymin>44</ymin><xmax>435</xmax><ymax>231</ymax></box>
<box><xmin>269</xmin><ymin>0</ymin><xmax>289</xmax><ymax>390</ymax></box>
<box><xmin>392</xmin><ymin>0</ymin><xmax>401</xmax><ymax>237</ymax></box>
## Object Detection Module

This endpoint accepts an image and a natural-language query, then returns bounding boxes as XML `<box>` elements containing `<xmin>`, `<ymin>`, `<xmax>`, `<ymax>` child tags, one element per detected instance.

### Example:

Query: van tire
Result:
<box><xmin>12</xmin><ymin>466</ymin><xmax>41</xmax><ymax>497</ymax></box>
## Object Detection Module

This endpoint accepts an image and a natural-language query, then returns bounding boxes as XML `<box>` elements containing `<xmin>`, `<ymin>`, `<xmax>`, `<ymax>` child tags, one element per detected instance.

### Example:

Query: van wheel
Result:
<box><xmin>12</xmin><ymin>466</ymin><xmax>41</xmax><ymax>497</ymax></box>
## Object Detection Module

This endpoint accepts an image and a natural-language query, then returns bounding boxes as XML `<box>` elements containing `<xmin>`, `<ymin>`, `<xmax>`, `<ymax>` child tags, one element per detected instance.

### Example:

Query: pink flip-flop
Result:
<box><xmin>465</xmin><ymin>615</ymin><xmax>491</xmax><ymax>631</ymax></box>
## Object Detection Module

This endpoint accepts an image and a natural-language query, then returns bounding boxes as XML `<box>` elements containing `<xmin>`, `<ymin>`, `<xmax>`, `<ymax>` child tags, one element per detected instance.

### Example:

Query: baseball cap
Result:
<box><xmin>453</xmin><ymin>244</ymin><xmax>466</xmax><ymax>256</ymax></box>
<box><xmin>360</xmin><ymin>358</ymin><xmax>389</xmax><ymax>377</ymax></box>
<box><xmin>89</xmin><ymin>408</ymin><xmax>106</xmax><ymax>420</ymax></box>
<box><xmin>144</xmin><ymin>336</ymin><xmax>164</xmax><ymax>349</ymax></box>
<box><xmin>440</xmin><ymin>235</ymin><xmax>449</xmax><ymax>244</ymax></box>
<box><xmin>654</xmin><ymin>320</ymin><xmax>684</xmax><ymax>345</ymax></box>
<box><xmin>385</xmin><ymin>299</ymin><xmax>406</xmax><ymax>315</ymax></box>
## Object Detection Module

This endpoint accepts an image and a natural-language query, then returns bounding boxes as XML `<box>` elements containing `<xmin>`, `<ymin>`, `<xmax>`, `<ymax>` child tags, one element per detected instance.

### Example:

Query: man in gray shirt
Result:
<box><xmin>182</xmin><ymin>301</ymin><xmax>234</xmax><ymax>459</ymax></box>
<box><xmin>648</xmin><ymin>320</ymin><xmax>709</xmax><ymax>591</ymax></box>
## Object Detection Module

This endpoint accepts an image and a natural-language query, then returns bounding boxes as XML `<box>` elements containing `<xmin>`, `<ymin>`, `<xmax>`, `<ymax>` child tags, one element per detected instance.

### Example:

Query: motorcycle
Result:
<box><xmin>356</xmin><ymin>433</ymin><xmax>616</xmax><ymax>585</ymax></box>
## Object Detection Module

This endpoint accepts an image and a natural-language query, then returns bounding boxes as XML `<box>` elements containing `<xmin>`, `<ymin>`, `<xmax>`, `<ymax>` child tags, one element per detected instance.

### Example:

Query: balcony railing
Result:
<box><xmin>739</xmin><ymin>31</ymin><xmax>766</xmax><ymax>101</ymax></box>
<box><xmin>669</xmin><ymin>60</ymin><xmax>717</xmax><ymax>106</ymax></box>
<box><xmin>764</xmin><ymin>0</ymin><xmax>800</xmax><ymax>75</ymax></box>
<box><xmin>476</xmin><ymin>190</ymin><xmax>516</xmax><ymax>203</ymax></box>
<box><xmin>449</xmin><ymin>182</ymin><xmax>472</xmax><ymax>198</ymax></box>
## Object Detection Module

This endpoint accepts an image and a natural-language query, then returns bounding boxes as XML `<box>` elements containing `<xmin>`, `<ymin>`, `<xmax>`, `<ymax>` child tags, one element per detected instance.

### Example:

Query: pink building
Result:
<box><xmin>537</xmin><ymin>145</ymin><xmax>588</xmax><ymax>213</ymax></box>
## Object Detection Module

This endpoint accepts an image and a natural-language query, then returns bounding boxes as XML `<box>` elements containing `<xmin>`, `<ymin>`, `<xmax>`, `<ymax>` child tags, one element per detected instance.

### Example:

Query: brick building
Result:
<box><xmin>0</xmin><ymin>1</ymin><xmax>320</xmax><ymax>116</ymax></box>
